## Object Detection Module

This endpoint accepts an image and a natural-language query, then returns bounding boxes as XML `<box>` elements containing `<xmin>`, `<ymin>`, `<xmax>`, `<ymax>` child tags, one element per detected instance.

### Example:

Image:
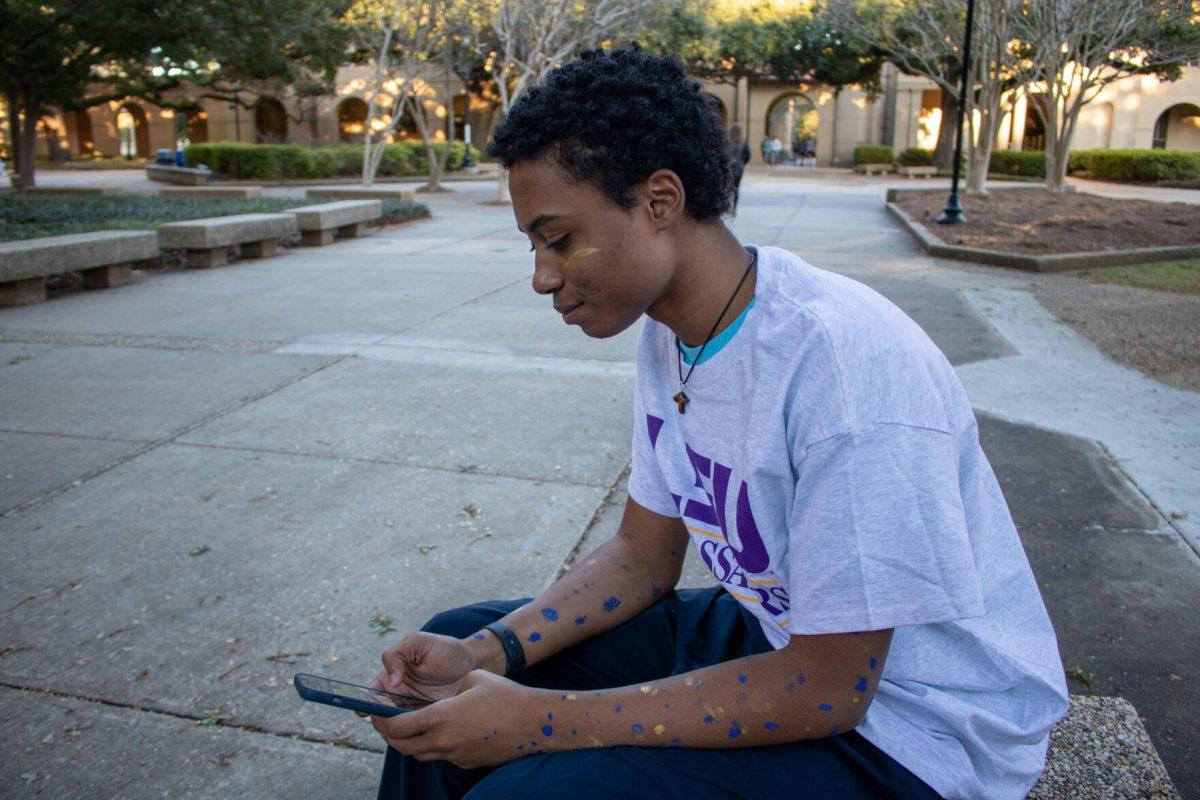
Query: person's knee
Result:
<box><xmin>419</xmin><ymin>605</ymin><xmax>484</xmax><ymax>638</ymax></box>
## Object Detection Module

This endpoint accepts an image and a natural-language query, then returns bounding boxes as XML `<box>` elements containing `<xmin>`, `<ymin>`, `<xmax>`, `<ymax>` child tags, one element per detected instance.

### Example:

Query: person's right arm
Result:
<box><xmin>375</xmin><ymin>497</ymin><xmax>689</xmax><ymax>697</ymax></box>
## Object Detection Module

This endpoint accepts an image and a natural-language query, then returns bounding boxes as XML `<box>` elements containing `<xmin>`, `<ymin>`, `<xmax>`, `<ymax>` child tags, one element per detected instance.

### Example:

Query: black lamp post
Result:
<box><xmin>938</xmin><ymin>0</ymin><xmax>976</xmax><ymax>224</ymax></box>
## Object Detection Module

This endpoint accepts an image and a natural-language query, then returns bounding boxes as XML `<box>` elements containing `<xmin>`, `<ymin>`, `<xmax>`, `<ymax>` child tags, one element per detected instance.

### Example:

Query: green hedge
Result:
<box><xmin>989</xmin><ymin>150</ymin><xmax>1046</xmax><ymax>177</ymax></box>
<box><xmin>1086</xmin><ymin>149</ymin><xmax>1200</xmax><ymax>182</ymax></box>
<box><xmin>853</xmin><ymin>145</ymin><xmax>893</xmax><ymax>165</ymax></box>
<box><xmin>184</xmin><ymin>141</ymin><xmax>481</xmax><ymax>180</ymax></box>
<box><xmin>897</xmin><ymin>148</ymin><xmax>933</xmax><ymax>166</ymax></box>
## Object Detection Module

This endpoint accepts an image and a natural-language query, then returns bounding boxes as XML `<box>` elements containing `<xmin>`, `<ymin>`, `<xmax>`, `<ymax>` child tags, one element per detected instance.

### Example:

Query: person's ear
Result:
<box><xmin>642</xmin><ymin>169</ymin><xmax>686</xmax><ymax>229</ymax></box>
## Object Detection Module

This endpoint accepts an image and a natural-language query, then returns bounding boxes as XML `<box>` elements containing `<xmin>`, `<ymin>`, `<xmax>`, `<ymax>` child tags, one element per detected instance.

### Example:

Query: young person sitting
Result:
<box><xmin>367</xmin><ymin>44</ymin><xmax>1068</xmax><ymax>800</ymax></box>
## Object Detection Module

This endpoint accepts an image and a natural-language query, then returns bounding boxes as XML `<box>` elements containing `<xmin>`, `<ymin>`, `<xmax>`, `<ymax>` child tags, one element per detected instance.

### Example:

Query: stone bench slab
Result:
<box><xmin>853</xmin><ymin>163</ymin><xmax>893</xmax><ymax>175</ymax></box>
<box><xmin>1030</xmin><ymin>695</ymin><xmax>1178</xmax><ymax>799</ymax></box>
<box><xmin>145</xmin><ymin>164</ymin><xmax>211</xmax><ymax>185</ymax></box>
<box><xmin>287</xmin><ymin>200</ymin><xmax>382</xmax><ymax>246</ymax></box>
<box><xmin>306</xmin><ymin>187</ymin><xmax>416</xmax><ymax>202</ymax></box>
<box><xmin>16</xmin><ymin>186</ymin><xmax>123</xmax><ymax>196</ymax></box>
<box><xmin>157</xmin><ymin>213</ymin><xmax>297</xmax><ymax>268</ymax></box>
<box><xmin>0</xmin><ymin>230</ymin><xmax>158</xmax><ymax>306</ymax></box>
<box><xmin>159</xmin><ymin>186</ymin><xmax>262</xmax><ymax>198</ymax></box>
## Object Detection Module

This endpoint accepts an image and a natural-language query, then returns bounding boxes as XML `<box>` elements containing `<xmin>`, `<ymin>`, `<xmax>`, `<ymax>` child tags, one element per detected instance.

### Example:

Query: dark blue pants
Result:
<box><xmin>377</xmin><ymin>586</ymin><xmax>941</xmax><ymax>800</ymax></box>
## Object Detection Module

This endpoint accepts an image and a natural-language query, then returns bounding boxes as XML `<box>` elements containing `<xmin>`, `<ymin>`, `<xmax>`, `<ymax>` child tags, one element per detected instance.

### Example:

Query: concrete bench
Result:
<box><xmin>1029</xmin><ymin>695</ymin><xmax>1178</xmax><ymax>799</ymax></box>
<box><xmin>898</xmin><ymin>165</ymin><xmax>937</xmax><ymax>179</ymax></box>
<box><xmin>16</xmin><ymin>186</ymin><xmax>122</xmax><ymax>196</ymax></box>
<box><xmin>288</xmin><ymin>200</ymin><xmax>382</xmax><ymax>246</ymax></box>
<box><xmin>157</xmin><ymin>213</ymin><xmax>297</xmax><ymax>268</ymax></box>
<box><xmin>0</xmin><ymin>230</ymin><xmax>158</xmax><ymax>307</ymax></box>
<box><xmin>306</xmin><ymin>186</ymin><xmax>416</xmax><ymax>202</ymax></box>
<box><xmin>145</xmin><ymin>164</ymin><xmax>212</xmax><ymax>185</ymax></box>
<box><xmin>853</xmin><ymin>163</ymin><xmax>893</xmax><ymax>176</ymax></box>
<box><xmin>159</xmin><ymin>186</ymin><xmax>263</xmax><ymax>199</ymax></box>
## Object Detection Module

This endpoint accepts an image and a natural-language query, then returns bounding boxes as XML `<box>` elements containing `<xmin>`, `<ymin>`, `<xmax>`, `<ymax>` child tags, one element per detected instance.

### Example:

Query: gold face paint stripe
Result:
<box><xmin>562</xmin><ymin>246</ymin><xmax>600</xmax><ymax>268</ymax></box>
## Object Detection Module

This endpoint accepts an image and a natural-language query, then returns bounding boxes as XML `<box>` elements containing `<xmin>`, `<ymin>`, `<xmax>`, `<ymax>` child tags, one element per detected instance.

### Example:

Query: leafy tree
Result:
<box><xmin>1015</xmin><ymin>0</ymin><xmax>1200</xmax><ymax>191</ymax></box>
<box><xmin>0</xmin><ymin>0</ymin><xmax>351</xmax><ymax>188</ymax></box>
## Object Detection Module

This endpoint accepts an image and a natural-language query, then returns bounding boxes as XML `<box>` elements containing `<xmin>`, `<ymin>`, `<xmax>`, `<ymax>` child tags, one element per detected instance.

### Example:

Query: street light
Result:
<box><xmin>938</xmin><ymin>0</ymin><xmax>976</xmax><ymax>225</ymax></box>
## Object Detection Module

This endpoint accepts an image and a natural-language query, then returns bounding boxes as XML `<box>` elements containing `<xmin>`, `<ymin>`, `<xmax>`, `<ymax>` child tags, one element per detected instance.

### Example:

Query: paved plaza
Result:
<box><xmin>2</xmin><ymin>174</ymin><xmax>1198</xmax><ymax>797</ymax></box>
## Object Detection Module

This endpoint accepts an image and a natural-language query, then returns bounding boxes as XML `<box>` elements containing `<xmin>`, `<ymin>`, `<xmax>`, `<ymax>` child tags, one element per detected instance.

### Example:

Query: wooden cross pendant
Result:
<box><xmin>673</xmin><ymin>390</ymin><xmax>689</xmax><ymax>414</ymax></box>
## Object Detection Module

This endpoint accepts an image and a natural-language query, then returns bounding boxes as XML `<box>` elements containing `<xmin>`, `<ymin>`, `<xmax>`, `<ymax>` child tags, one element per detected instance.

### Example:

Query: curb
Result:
<box><xmin>884</xmin><ymin>201</ymin><xmax>1200</xmax><ymax>272</ymax></box>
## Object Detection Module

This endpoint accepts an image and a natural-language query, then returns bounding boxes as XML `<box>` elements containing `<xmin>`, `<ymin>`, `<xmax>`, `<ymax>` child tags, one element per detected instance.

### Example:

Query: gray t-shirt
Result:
<box><xmin>628</xmin><ymin>245</ymin><xmax>1068</xmax><ymax>799</ymax></box>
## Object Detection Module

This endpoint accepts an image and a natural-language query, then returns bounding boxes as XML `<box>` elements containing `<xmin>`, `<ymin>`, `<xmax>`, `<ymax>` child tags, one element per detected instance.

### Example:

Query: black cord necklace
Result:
<box><xmin>673</xmin><ymin>247</ymin><xmax>757</xmax><ymax>414</ymax></box>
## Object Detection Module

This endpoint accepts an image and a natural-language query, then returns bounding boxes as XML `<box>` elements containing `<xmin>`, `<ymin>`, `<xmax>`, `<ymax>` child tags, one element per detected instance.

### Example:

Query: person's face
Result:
<box><xmin>508</xmin><ymin>155</ymin><xmax>676</xmax><ymax>339</ymax></box>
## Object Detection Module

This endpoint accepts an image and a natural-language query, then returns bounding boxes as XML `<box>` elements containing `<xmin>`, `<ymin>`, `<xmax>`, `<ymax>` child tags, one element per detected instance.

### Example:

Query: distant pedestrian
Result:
<box><xmin>728</xmin><ymin>123</ymin><xmax>751</xmax><ymax>213</ymax></box>
<box><xmin>769</xmin><ymin>137</ymin><xmax>783</xmax><ymax>166</ymax></box>
<box><xmin>760</xmin><ymin>136</ymin><xmax>771</xmax><ymax>166</ymax></box>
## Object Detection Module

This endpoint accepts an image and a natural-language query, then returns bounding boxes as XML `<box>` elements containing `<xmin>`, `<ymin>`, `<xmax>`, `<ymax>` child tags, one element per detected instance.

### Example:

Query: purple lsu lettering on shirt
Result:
<box><xmin>647</xmin><ymin>414</ymin><xmax>791</xmax><ymax>617</ymax></box>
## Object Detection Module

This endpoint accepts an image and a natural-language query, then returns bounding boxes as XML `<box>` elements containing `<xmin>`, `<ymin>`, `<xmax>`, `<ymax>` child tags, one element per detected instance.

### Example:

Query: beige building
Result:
<box><xmin>9</xmin><ymin>61</ymin><xmax>1199</xmax><ymax>168</ymax></box>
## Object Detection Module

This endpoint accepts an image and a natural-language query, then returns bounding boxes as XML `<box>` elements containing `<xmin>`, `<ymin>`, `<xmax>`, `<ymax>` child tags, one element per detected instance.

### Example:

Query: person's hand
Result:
<box><xmin>370</xmin><ymin>669</ymin><xmax>541</xmax><ymax>769</ymax></box>
<box><xmin>374</xmin><ymin>630</ymin><xmax>483</xmax><ymax>703</ymax></box>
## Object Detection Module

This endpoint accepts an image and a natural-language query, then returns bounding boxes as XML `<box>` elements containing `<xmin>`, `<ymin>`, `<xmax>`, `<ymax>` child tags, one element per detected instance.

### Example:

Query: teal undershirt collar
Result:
<box><xmin>677</xmin><ymin>297</ymin><xmax>756</xmax><ymax>366</ymax></box>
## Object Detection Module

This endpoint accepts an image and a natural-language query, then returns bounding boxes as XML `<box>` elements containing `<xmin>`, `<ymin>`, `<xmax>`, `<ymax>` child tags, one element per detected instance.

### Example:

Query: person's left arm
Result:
<box><xmin>532</xmin><ymin>626</ymin><xmax>893</xmax><ymax>750</ymax></box>
<box><xmin>372</xmin><ymin>627</ymin><xmax>892</xmax><ymax>768</ymax></box>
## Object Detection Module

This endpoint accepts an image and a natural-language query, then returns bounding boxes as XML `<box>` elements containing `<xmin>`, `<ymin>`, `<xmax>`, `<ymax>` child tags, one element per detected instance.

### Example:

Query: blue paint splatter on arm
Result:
<box><xmin>854</xmin><ymin>677</ymin><xmax>867</xmax><ymax>692</ymax></box>
<box><xmin>472</xmin><ymin>633</ymin><xmax>486</xmax><ymax>640</ymax></box>
<box><xmin>603</xmin><ymin>597</ymin><xmax>621</xmax><ymax>612</ymax></box>
<box><xmin>529</xmin><ymin>632</ymin><xmax>542</xmax><ymax>642</ymax></box>
<box><xmin>542</xmin><ymin>725</ymin><xmax>554</xmax><ymax>736</ymax></box>
<box><xmin>575</xmin><ymin>616</ymin><xmax>586</xmax><ymax>625</ymax></box>
<box><xmin>869</xmin><ymin>657</ymin><xmax>877</xmax><ymax>670</ymax></box>
<box><xmin>541</xmin><ymin>608</ymin><xmax>559</xmax><ymax>621</ymax></box>
<box><xmin>703</xmin><ymin>715</ymin><xmax>714</xmax><ymax>724</ymax></box>
<box><xmin>818</xmin><ymin>703</ymin><xmax>833</xmax><ymax>711</ymax></box>
<box><xmin>728</xmin><ymin>722</ymin><xmax>742</xmax><ymax>739</ymax></box>
<box><xmin>738</xmin><ymin>674</ymin><xmax>746</xmax><ymax>683</ymax></box>
<box><xmin>631</xmin><ymin>724</ymin><xmax>645</xmax><ymax>734</ymax></box>
<box><xmin>764</xmin><ymin>721</ymin><xmax>779</xmax><ymax>730</ymax></box>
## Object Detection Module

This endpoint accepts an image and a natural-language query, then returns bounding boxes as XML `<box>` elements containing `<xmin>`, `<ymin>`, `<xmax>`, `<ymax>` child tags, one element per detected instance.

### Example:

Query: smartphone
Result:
<box><xmin>294</xmin><ymin>673</ymin><xmax>433</xmax><ymax>717</ymax></box>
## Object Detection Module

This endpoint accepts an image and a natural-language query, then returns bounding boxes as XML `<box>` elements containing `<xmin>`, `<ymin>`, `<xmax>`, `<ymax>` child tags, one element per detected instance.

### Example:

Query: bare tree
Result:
<box><xmin>481</xmin><ymin>0</ymin><xmax>666</xmax><ymax>201</ymax></box>
<box><xmin>824</xmin><ymin>0</ymin><xmax>1023</xmax><ymax>193</ymax></box>
<box><xmin>1016</xmin><ymin>0</ymin><xmax>1200</xmax><ymax>191</ymax></box>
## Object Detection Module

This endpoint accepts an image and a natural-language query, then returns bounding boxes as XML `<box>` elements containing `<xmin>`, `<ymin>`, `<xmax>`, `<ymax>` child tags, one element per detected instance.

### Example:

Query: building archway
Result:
<box><xmin>186</xmin><ymin>108</ymin><xmax>209</xmax><ymax>143</ymax></box>
<box><xmin>117</xmin><ymin>103</ymin><xmax>150</xmax><ymax>158</ymax></box>
<box><xmin>1022</xmin><ymin>95</ymin><xmax>1048</xmax><ymax>151</ymax></box>
<box><xmin>1152</xmin><ymin>103</ymin><xmax>1200</xmax><ymax>150</ymax></box>
<box><xmin>254</xmin><ymin>97</ymin><xmax>289</xmax><ymax>143</ymax></box>
<box><xmin>338</xmin><ymin>97</ymin><xmax>369</xmax><ymax>142</ymax></box>
<box><xmin>766</xmin><ymin>93</ymin><xmax>818</xmax><ymax>162</ymax></box>
<box><xmin>66</xmin><ymin>109</ymin><xmax>95</xmax><ymax>156</ymax></box>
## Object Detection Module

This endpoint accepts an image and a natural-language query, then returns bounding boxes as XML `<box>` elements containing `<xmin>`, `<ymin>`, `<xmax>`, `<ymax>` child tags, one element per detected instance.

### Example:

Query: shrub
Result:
<box><xmin>1067</xmin><ymin>149</ymin><xmax>1098</xmax><ymax>174</ymax></box>
<box><xmin>853</xmin><ymin>145</ymin><xmax>894</xmax><ymax>165</ymax></box>
<box><xmin>989</xmin><ymin>150</ymin><xmax>1046</xmax><ymax>177</ymax></box>
<box><xmin>1087</xmin><ymin>149</ymin><xmax>1200</xmax><ymax>182</ymax></box>
<box><xmin>181</xmin><ymin>141</ymin><xmax>482</xmax><ymax>180</ymax></box>
<box><xmin>897</xmin><ymin>148</ymin><xmax>933</xmax><ymax>166</ymax></box>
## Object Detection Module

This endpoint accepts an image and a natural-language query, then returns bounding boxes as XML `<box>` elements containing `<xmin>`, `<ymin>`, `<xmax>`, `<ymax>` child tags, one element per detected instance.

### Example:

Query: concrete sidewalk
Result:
<box><xmin>2</xmin><ymin>175</ymin><xmax>1196</xmax><ymax>797</ymax></box>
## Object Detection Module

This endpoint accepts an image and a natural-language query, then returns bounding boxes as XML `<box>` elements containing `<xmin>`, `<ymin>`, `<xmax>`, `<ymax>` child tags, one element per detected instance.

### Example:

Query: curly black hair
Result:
<box><xmin>486</xmin><ymin>44</ymin><xmax>734</xmax><ymax>221</ymax></box>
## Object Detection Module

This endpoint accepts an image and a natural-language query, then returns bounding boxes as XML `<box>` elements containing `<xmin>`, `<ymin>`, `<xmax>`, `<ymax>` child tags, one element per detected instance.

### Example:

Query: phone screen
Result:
<box><xmin>299</xmin><ymin>674</ymin><xmax>431</xmax><ymax>711</ymax></box>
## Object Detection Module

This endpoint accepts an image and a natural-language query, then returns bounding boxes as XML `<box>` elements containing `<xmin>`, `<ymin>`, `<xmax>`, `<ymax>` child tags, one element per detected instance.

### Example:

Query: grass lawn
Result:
<box><xmin>1073</xmin><ymin>259</ymin><xmax>1200</xmax><ymax>295</ymax></box>
<box><xmin>0</xmin><ymin>195</ymin><xmax>429</xmax><ymax>242</ymax></box>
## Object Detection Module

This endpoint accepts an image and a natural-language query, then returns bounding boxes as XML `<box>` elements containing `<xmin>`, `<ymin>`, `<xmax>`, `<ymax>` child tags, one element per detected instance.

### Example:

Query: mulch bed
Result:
<box><xmin>894</xmin><ymin>189</ymin><xmax>1200</xmax><ymax>255</ymax></box>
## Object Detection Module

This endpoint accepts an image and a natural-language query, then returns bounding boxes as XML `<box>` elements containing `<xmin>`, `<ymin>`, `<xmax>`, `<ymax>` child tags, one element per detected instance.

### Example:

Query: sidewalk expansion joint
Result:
<box><xmin>550</xmin><ymin>460</ymin><xmax>631</xmax><ymax>588</ymax></box>
<box><xmin>0</xmin><ymin>679</ymin><xmax>385</xmax><ymax>754</ymax></box>
<box><xmin>0</xmin><ymin>329</ymin><xmax>287</xmax><ymax>355</ymax></box>
<box><xmin>1095</xmin><ymin>439</ymin><xmax>1200</xmax><ymax>563</ymax></box>
<box><xmin>174</xmin><ymin>439</ymin><xmax>614</xmax><ymax>489</ymax></box>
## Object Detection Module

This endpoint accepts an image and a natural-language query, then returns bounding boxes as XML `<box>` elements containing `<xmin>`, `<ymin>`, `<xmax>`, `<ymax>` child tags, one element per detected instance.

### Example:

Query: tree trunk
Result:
<box><xmin>497</xmin><ymin>165</ymin><xmax>511</xmax><ymax>203</ymax></box>
<box><xmin>16</xmin><ymin>98</ymin><xmax>40</xmax><ymax>189</ymax></box>
<box><xmin>422</xmin><ymin>141</ymin><xmax>443</xmax><ymax>191</ymax></box>
<box><xmin>1045</xmin><ymin>136</ymin><xmax>1069</xmax><ymax>192</ymax></box>
<box><xmin>932</xmin><ymin>89</ymin><xmax>958</xmax><ymax>171</ymax></box>
<box><xmin>1041</xmin><ymin>105</ymin><xmax>1068</xmax><ymax>193</ymax></box>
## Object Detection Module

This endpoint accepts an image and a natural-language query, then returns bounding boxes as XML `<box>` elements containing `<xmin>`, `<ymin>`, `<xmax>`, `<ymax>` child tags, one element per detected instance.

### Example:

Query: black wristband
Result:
<box><xmin>482</xmin><ymin>621</ymin><xmax>526</xmax><ymax>675</ymax></box>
